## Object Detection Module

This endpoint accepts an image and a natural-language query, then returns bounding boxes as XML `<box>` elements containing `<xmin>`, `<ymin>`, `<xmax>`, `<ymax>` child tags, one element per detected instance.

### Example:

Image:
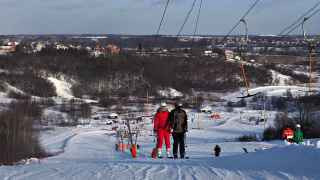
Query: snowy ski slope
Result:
<box><xmin>1</xmin><ymin>107</ymin><xmax>320</xmax><ymax>180</ymax></box>
<box><xmin>1</xmin><ymin>74</ymin><xmax>320</xmax><ymax>179</ymax></box>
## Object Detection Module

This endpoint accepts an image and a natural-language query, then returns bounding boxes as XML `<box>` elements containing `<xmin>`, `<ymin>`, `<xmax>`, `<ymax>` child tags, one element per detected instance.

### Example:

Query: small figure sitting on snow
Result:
<box><xmin>293</xmin><ymin>124</ymin><xmax>304</xmax><ymax>144</ymax></box>
<box><xmin>214</xmin><ymin>145</ymin><xmax>221</xmax><ymax>157</ymax></box>
<box><xmin>282</xmin><ymin>127</ymin><xmax>294</xmax><ymax>143</ymax></box>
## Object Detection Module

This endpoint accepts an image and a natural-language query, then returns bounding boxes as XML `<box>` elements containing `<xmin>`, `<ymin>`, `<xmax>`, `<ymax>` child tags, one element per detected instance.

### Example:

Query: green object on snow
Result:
<box><xmin>294</xmin><ymin>130</ymin><xmax>304</xmax><ymax>144</ymax></box>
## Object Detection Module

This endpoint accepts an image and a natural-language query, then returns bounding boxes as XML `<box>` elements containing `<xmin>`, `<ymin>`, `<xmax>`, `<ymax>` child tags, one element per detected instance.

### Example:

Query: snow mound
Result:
<box><xmin>4</xmin><ymin>82</ymin><xmax>25</xmax><ymax>95</ymax></box>
<box><xmin>48</xmin><ymin>77</ymin><xmax>98</xmax><ymax>104</ymax></box>
<box><xmin>223</xmin><ymin>85</ymin><xmax>308</xmax><ymax>102</ymax></box>
<box><xmin>249</xmin><ymin>86</ymin><xmax>308</xmax><ymax>97</ymax></box>
<box><xmin>17</xmin><ymin>158</ymin><xmax>41</xmax><ymax>165</ymax></box>
<box><xmin>158</xmin><ymin>88</ymin><xmax>183</xmax><ymax>98</ymax></box>
<box><xmin>271</xmin><ymin>70</ymin><xmax>292</xmax><ymax>85</ymax></box>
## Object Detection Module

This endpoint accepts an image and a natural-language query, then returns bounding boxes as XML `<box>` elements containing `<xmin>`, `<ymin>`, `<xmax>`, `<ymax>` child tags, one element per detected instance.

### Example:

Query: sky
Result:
<box><xmin>0</xmin><ymin>0</ymin><xmax>319</xmax><ymax>35</ymax></box>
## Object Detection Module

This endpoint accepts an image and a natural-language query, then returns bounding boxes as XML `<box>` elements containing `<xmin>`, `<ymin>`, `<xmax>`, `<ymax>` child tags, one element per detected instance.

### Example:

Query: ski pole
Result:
<box><xmin>134</xmin><ymin>129</ymin><xmax>139</xmax><ymax>145</ymax></box>
<box><xmin>184</xmin><ymin>132</ymin><xmax>189</xmax><ymax>159</ymax></box>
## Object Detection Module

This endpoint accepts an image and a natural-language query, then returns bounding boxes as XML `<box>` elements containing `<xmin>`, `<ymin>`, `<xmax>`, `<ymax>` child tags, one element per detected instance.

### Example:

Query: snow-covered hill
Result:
<box><xmin>47</xmin><ymin>76</ymin><xmax>97</xmax><ymax>104</ymax></box>
<box><xmin>0</xmin><ymin>61</ymin><xmax>319</xmax><ymax>179</ymax></box>
<box><xmin>270</xmin><ymin>70</ymin><xmax>293</xmax><ymax>86</ymax></box>
<box><xmin>48</xmin><ymin>77</ymin><xmax>74</xmax><ymax>99</ymax></box>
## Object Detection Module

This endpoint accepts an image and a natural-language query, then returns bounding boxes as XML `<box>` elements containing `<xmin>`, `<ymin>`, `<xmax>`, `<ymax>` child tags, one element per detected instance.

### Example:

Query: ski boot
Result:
<box><xmin>157</xmin><ymin>149</ymin><xmax>163</xmax><ymax>159</ymax></box>
<box><xmin>166</xmin><ymin>149</ymin><xmax>173</xmax><ymax>158</ymax></box>
<box><xmin>173</xmin><ymin>154</ymin><xmax>178</xmax><ymax>159</ymax></box>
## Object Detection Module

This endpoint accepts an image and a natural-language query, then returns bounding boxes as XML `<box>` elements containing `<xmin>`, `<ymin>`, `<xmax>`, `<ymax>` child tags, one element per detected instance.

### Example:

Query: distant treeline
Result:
<box><xmin>0</xmin><ymin>48</ymin><xmax>273</xmax><ymax>100</ymax></box>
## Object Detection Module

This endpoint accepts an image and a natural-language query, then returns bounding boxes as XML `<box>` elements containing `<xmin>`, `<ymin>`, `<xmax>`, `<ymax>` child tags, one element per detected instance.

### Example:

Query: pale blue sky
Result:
<box><xmin>0</xmin><ymin>0</ymin><xmax>319</xmax><ymax>35</ymax></box>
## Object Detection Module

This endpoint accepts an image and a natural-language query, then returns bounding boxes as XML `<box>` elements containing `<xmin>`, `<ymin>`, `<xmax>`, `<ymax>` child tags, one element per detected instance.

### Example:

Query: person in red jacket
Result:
<box><xmin>153</xmin><ymin>102</ymin><xmax>171</xmax><ymax>158</ymax></box>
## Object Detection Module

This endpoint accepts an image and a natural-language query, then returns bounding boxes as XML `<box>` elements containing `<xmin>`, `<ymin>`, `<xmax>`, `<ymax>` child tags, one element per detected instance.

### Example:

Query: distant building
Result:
<box><xmin>178</xmin><ymin>37</ymin><xmax>192</xmax><ymax>42</ymax></box>
<box><xmin>34</xmin><ymin>42</ymin><xmax>46</xmax><ymax>52</ymax></box>
<box><xmin>106</xmin><ymin>44</ymin><xmax>120</xmax><ymax>55</ymax></box>
<box><xmin>224</xmin><ymin>50</ymin><xmax>234</xmax><ymax>60</ymax></box>
<box><xmin>92</xmin><ymin>44</ymin><xmax>120</xmax><ymax>57</ymax></box>
<box><xmin>0</xmin><ymin>42</ymin><xmax>17</xmax><ymax>55</ymax></box>
<box><xmin>203</xmin><ymin>50</ymin><xmax>219</xmax><ymax>57</ymax></box>
<box><xmin>56</xmin><ymin>44</ymin><xmax>68</xmax><ymax>50</ymax></box>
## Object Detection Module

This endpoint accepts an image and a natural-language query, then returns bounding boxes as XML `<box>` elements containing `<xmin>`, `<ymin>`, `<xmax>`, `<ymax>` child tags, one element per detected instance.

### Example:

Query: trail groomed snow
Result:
<box><xmin>2</xmin><ymin>129</ymin><xmax>319</xmax><ymax>180</ymax></box>
<box><xmin>1</xmin><ymin>110</ymin><xmax>319</xmax><ymax>180</ymax></box>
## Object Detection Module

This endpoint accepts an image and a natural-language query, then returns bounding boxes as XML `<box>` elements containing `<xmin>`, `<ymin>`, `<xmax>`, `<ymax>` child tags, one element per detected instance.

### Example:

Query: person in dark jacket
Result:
<box><xmin>169</xmin><ymin>102</ymin><xmax>188</xmax><ymax>159</ymax></box>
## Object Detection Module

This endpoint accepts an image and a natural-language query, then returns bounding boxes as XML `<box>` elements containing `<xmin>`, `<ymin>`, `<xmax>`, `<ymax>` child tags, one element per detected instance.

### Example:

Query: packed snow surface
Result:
<box><xmin>1</xmin><ymin>85</ymin><xmax>320</xmax><ymax>179</ymax></box>
<box><xmin>1</xmin><ymin>105</ymin><xmax>319</xmax><ymax>180</ymax></box>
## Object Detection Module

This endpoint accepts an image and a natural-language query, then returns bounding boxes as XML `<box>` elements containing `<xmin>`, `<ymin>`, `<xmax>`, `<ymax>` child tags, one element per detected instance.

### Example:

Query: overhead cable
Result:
<box><xmin>279</xmin><ymin>1</ymin><xmax>320</xmax><ymax>36</ymax></box>
<box><xmin>284</xmin><ymin>8</ymin><xmax>320</xmax><ymax>36</ymax></box>
<box><xmin>222</xmin><ymin>0</ymin><xmax>261</xmax><ymax>42</ymax></box>
<box><xmin>193</xmin><ymin>0</ymin><xmax>203</xmax><ymax>38</ymax></box>
<box><xmin>155</xmin><ymin>0</ymin><xmax>171</xmax><ymax>36</ymax></box>
<box><xmin>177</xmin><ymin>0</ymin><xmax>198</xmax><ymax>37</ymax></box>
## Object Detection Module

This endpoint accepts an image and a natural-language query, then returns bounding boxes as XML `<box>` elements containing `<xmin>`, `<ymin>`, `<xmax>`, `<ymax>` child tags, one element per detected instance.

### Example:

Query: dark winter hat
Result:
<box><xmin>175</xmin><ymin>102</ymin><xmax>183</xmax><ymax>107</ymax></box>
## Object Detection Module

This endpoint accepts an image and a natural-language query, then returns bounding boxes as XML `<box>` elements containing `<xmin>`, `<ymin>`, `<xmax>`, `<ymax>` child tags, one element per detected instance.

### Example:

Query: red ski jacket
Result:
<box><xmin>154</xmin><ymin>108</ymin><xmax>170</xmax><ymax>131</ymax></box>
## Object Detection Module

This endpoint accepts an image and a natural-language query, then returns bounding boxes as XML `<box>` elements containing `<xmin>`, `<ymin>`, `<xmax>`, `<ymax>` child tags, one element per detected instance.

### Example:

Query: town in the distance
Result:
<box><xmin>0</xmin><ymin>34</ymin><xmax>315</xmax><ymax>58</ymax></box>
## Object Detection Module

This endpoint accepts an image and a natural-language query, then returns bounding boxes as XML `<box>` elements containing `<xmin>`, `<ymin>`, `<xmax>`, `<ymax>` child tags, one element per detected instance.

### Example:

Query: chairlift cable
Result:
<box><xmin>283</xmin><ymin>8</ymin><xmax>320</xmax><ymax>36</ymax></box>
<box><xmin>177</xmin><ymin>0</ymin><xmax>198</xmax><ymax>37</ymax></box>
<box><xmin>191</xmin><ymin>0</ymin><xmax>203</xmax><ymax>44</ymax></box>
<box><xmin>193</xmin><ymin>0</ymin><xmax>203</xmax><ymax>37</ymax></box>
<box><xmin>279</xmin><ymin>1</ymin><xmax>320</xmax><ymax>36</ymax></box>
<box><xmin>155</xmin><ymin>0</ymin><xmax>171</xmax><ymax>40</ymax></box>
<box><xmin>222</xmin><ymin>0</ymin><xmax>261</xmax><ymax>42</ymax></box>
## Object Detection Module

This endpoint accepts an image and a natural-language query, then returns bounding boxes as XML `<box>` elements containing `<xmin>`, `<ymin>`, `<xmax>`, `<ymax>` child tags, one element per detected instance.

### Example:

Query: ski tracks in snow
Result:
<box><xmin>1</xmin><ymin>128</ymin><xmax>316</xmax><ymax>180</ymax></box>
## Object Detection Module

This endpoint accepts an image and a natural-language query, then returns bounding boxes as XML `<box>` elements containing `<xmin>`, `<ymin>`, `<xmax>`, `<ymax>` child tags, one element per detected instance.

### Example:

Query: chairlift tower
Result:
<box><xmin>301</xmin><ymin>17</ymin><xmax>317</xmax><ymax>95</ymax></box>
<box><xmin>237</xmin><ymin>19</ymin><xmax>259</xmax><ymax>99</ymax></box>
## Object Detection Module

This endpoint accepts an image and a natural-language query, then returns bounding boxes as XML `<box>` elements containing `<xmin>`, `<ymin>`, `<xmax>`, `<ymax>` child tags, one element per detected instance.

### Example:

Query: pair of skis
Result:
<box><xmin>157</xmin><ymin>154</ymin><xmax>189</xmax><ymax>159</ymax></box>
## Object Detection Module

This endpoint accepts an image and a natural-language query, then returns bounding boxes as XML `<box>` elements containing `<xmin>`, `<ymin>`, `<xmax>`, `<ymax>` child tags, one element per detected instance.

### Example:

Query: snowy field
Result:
<box><xmin>1</xmin><ymin>104</ymin><xmax>320</xmax><ymax>180</ymax></box>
